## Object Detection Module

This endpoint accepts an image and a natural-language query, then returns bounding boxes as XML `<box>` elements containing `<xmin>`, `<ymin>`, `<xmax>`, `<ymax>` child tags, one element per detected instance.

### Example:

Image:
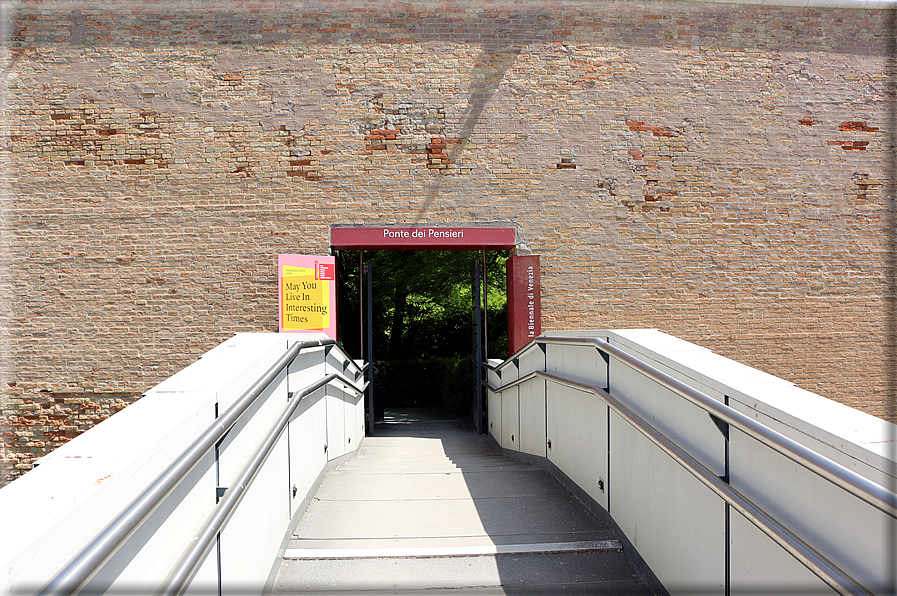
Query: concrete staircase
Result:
<box><xmin>272</xmin><ymin>409</ymin><xmax>654</xmax><ymax>595</ymax></box>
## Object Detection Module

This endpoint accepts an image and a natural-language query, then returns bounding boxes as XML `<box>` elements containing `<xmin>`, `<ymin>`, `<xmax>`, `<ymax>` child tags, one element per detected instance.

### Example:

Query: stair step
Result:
<box><xmin>284</xmin><ymin>539</ymin><xmax>621</xmax><ymax>560</ymax></box>
<box><xmin>274</xmin><ymin>549</ymin><xmax>650</xmax><ymax>594</ymax></box>
<box><xmin>273</xmin><ymin>411</ymin><xmax>653</xmax><ymax>595</ymax></box>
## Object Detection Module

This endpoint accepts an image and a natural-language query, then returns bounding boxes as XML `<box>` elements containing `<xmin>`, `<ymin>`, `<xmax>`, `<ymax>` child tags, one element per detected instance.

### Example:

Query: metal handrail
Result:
<box><xmin>486</xmin><ymin>340</ymin><xmax>533</xmax><ymax>372</ymax></box>
<box><xmin>485</xmin><ymin>335</ymin><xmax>897</xmax><ymax>596</ymax></box>
<box><xmin>491</xmin><ymin>335</ymin><xmax>897</xmax><ymax>520</ymax></box>
<box><xmin>494</xmin><ymin>370</ymin><xmax>872</xmax><ymax>596</ymax></box>
<box><xmin>486</xmin><ymin>369</ymin><xmax>540</xmax><ymax>392</ymax></box>
<box><xmin>160</xmin><ymin>371</ymin><xmax>368</xmax><ymax>596</ymax></box>
<box><xmin>38</xmin><ymin>338</ymin><xmax>336</xmax><ymax>596</ymax></box>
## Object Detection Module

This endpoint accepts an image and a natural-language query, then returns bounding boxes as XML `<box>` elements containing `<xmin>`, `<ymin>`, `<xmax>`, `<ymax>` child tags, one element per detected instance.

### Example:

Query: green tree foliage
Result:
<box><xmin>336</xmin><ymin>250</ymin><xmax>507</xmax><ymax>412</ymax></box>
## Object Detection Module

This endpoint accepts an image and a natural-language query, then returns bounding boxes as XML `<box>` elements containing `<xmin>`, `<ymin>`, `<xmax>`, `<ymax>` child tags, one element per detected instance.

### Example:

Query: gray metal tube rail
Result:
<box><xmin>493</xmin><ymin>335</ymin><xmax>897</xmax><ymax>520</ymax></box>
<box><xmin>485</xmin><ymin>335</ymin><xmax>897</xmax><ymax>596</ymax></box>
<box><xmin>38</xmin><ymin>338</ymin><xmax>336</xmax><ymax>596</ymax></box>
<box><xmin>515</xmin><ymin>370</ymin><xmax>873</xmax><ymax>596</ymax></box>
<box><xmin>160</xmin><ymin>371</ymin><xmax>369</xmax><ymax>596</ymax></box>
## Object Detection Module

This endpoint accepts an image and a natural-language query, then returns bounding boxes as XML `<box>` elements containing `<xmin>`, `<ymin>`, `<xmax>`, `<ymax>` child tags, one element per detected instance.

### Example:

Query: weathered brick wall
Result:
<box><xmin>2</xmin><ymin>0</ymin><xmax>894</xmax><ymax>485</ymax></box>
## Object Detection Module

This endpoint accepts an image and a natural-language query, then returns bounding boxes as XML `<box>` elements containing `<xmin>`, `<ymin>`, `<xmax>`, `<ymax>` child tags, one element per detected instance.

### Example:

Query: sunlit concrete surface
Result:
<box><xmin>273</xmin><ymin>408</ymin><xmax>653</xmax><ymax>595</ymax></box>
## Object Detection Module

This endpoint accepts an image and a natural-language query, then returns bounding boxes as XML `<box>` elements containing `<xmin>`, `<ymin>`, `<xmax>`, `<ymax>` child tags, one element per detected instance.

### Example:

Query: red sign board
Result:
<box><xmin>507</xmin><ymin>255</ymin><xmax>541</xmax><ymax>354</ymax></box>
<box><xmin>331</xmin><ymin>227</ymin><xmax>516</xmax><ymax>250</ymax></box>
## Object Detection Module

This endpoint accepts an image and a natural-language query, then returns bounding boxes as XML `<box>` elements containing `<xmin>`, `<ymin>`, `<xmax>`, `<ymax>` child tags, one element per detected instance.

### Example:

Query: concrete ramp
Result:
<box><xmin>273</xmin><ymin>409</ymin><xmax>653</xmax><ymax>595</ymax></box>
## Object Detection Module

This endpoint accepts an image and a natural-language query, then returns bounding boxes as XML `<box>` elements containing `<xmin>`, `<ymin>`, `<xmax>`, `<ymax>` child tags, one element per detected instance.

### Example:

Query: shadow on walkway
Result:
<box><xmin>273</xmin><ymin>407</ymin><xmax>654</xmax><ymax>594</ymax></box>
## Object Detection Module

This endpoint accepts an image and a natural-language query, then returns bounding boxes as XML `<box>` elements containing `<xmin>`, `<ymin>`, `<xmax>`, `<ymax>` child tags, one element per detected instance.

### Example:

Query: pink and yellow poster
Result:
<box><xmin>278</xmin><ymin>254</ymin><xmax>337</xmax><ymax>338</ymax></box>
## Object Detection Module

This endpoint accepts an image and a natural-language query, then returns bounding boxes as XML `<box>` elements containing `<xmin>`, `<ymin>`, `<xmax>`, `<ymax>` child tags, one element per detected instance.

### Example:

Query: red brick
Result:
<box><xmin>2</xmin><ymin>0</ymin><xmax>894</xmax><ymax>488</ymax></box>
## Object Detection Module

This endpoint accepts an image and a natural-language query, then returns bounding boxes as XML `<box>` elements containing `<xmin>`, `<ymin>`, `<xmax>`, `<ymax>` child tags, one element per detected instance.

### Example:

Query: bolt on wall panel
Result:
<box><xmin>496</xmin><ymin>364</ymin><xmax>519</xmax><ymax>451</ymax></box>
<box><xmin>342</xmin><ymin>391</ymin><xmax>361</xmax><ymax>454</ymax></box>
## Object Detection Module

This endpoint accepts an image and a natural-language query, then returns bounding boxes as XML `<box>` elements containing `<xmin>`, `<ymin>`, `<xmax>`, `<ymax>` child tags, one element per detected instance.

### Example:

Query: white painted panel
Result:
<box><xmin>502</xmin><ymin>388</ymin><xmax>520</xmax><ymax>452</ymax></box>
<box><xmin>545</xmin><ymin>342</ymin><xmax>607</xmax><ymax>388</ymax></box>
<box><xmin>219</xmin><ymin>370</ymin><xmax>288</xmax><ymax>482</ymax></box>
<box><xmin>287</xmin><ymin>343</ymin><xmax>327</xmax><ymax>400</ymax></box>
<box><xmin>518</xmin><ymin>378</ymin><xmax>546</xmax><ymax>457</ymax></box>
<box><xmin>730</xmin><ymin>508</ymin><xmax>837</xmax><ymax>596</ymax></box>
<box><xmin>0</xmin><ymin>332</ymin><xmax>357</xmax><ymax>596</ymax></box>
<box><xmin>501</xmin><ymin>362</ymin><xmax>519</xmax><ymax>385</ymax></box>
<box><xmin>497</xmin><ymin>363</ymin><xmax>519</xmax><ymax>451</ymax></box>
<box><xmin>326</xmin><ymin>386</ymin><xmax>347</xmax><ymax>460</ymax></box>
<box><xmin>288</xmin><ymin>391</ymin><xmax>328</xmax><ymax>518</ymax></box>
<box><xmin>355</xmin><ymin>389</ymin><xmax>366</xmax><ymax>443</ymax></box>
<box><xmin>610</xmin><ymin>410</ymin><xmax>725</xmax><ymax>596</ymax></box>
<box><xmin>214</xmin><ymin>338</ymin><xmax>295</xmax><ymax>413</ymax></box>
<box><xmin>215</xmin><ymin>363</ymin><xmax>291</xmax><ymax>595</ymax></box>
<box><xmin>608</xmin><ymin>329</ymin><xmax>751</xmax><ymax>402</ymax></box>
<box><xmin>608</xmin><ymin>332</ymin><xmax>730</xmax><ymax>408</ymax></box>
<box><xmin>486</xmin><ymin>362</ymin><xmax>502</xmax><ymax>386</ymax></box>
<box><xmin>546</xmin><ymin>385</ymin><xmax>608</xmax><ymax>509</ymax></box>
<box><xmin>3</xmin><ymin>334</ymin><xmax>285</xmax><ymax>590</ymax></box>
<box><xmin>219</xmin><ymin>433</ymin><xmax>291</xmax><ymax>596</ymax></box>
<box><xmin>518</xmin><ymin>346</ymin><xmax>544</xmax><ymax>378</ymax></box>
<box><xmin>325</xmin><ymin>348</ymin><xmax>350</xmax><ymax>460</ymax></box>
<box><xmin>609</xmin><ymin>357</ymin><xmax>726</xmax><ymax>476</ymax></box>
<box><xmin>729</xmin><ymin>427</ymin><xmax>896</xmax><ymax>592</ymax></box>
<box><xmin>323</xmin><ymin>346</ymin><xmax>340</xmax><ymax>369</ymax></box>
<box><xmin>96</xmin><ymin>452</ymin><xmax>217</xmax><ymax>593</ymax></box>
<box><xmin>729</xmin><ymin>387</ymin><xmax>896</xmax><ymax>487</ymax></box>
<box><xmin>609</xmin><ymin>329</ymin><xmax>896</xmax><ymax>486</ymax></box>
<box><xmin>151</xmin><ymin>334</ymin><xmax>287</xmax><ymax>400</ymax></box>
<box><xmin>487</xmin><ymin>386</ymin><xmax>502</xmax><ymax>443</ymax></box>
<box><xmin>343</xmin><ymin>391</ymin><xmax>360</xmax><ymax>454</ymax></box>
<box><xmin>486</xmin><ymin>366</ymin><xmax>502</xmax><ymax>443</ymax></box>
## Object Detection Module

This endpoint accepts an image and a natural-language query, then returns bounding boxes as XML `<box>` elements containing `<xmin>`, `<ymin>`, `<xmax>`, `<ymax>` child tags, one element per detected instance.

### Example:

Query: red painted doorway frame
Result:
<box><xmin>330</xmin><ymin>226</ymin><xmax>540</xmax><ymax>356</ymax></box>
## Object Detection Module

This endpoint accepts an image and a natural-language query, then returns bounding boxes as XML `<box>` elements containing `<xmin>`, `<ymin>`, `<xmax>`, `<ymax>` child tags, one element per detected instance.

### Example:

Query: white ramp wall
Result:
<box><xmin>0</xmin><ymin>333</ymin><xmax>366</xmax><ymax>596</ymax></box>
<box><xmin>487</xmin><ymin>329</ymin><xmax>896</xmax><ymax>596</ymax></box>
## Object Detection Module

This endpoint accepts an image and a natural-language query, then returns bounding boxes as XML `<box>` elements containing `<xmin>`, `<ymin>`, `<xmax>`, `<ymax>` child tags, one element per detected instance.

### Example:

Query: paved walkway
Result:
<box><xmin>273</xmin><ymin>408</ymin><xmax>654</xmax><ymax>595</ymax></box>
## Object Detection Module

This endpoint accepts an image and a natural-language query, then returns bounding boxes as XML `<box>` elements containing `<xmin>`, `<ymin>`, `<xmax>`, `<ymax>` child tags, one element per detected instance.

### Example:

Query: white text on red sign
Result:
<box><xmin>382</xmin><ymin>228</ymin><xmax>465</xmax><ymax>239</ymax></box>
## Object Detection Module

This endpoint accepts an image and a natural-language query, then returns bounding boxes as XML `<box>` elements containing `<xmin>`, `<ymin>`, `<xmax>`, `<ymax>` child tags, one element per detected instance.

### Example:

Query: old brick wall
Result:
<box><xmin>1</xmin><ymin>0</ymin><xmax>894</xmax><ymax>485</ymax></box>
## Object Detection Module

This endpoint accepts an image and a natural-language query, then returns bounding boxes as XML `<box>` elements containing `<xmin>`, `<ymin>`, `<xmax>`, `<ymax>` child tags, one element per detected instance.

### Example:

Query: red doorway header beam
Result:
<box><xmin>331</xmin><ymin>227</ymin><xmax>516</xmax><ymax>251</ymax></box>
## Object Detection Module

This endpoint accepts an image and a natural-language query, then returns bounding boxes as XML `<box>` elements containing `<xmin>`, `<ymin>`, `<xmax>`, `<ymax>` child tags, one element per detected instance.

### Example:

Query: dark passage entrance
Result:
<box><xmin>335</xmin><ymin>249</ymin><xmax>509</xmax><ymax>431</ymax></box>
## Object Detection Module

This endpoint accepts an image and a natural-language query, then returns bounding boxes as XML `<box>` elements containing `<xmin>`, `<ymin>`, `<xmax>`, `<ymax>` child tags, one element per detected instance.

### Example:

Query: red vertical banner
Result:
<box><xmin>507</xmin><ymin>255</ymin><xmax>541</xmax><ymax>355</ymax></box>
